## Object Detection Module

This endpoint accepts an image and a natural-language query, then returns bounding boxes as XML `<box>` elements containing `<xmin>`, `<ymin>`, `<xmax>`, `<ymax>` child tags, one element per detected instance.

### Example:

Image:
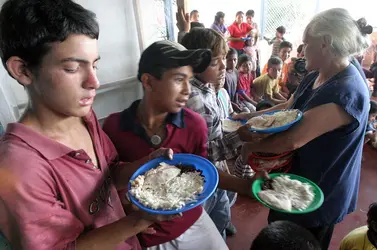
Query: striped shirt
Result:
<box><xmin>186</xmin><ymin>77</ymin><xmax>243</xmax><ymax>171</ymax></box>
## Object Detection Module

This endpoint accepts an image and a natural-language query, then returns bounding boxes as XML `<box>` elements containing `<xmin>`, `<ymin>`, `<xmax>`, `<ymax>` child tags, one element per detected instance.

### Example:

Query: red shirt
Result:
<box><xmin>227</xmin><ymin>22</ymin><xmax>253</xmax><ymax>50</ymax></box>
<box><xmin>0</xmin><ymin>110</ymin><xmax>140</xmax><ymax>250</ymax></box>
<box><xmin>237</xmin><ymin>72</ymin><xmax>255</xmax><ymax>101</ymax></box>
<box><xmin>103</xmin><ymin>100</ymin><xmax>209</xmax><ymax>247</ymax></box>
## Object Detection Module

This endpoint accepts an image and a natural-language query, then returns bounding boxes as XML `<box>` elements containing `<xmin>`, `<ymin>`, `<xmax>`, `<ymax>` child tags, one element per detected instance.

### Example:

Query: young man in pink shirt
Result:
<box><xmin>0</xmin><ymin>0</ymin><xmax>175</xmax><ymax>249</ymax></box>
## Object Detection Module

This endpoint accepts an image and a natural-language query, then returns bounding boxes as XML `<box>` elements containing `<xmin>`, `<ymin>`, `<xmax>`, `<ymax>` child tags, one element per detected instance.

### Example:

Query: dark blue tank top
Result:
<box><xmin>269</xmin><ymin>64</ymin><xmax>369</xmax><ymax>227</ymax></box>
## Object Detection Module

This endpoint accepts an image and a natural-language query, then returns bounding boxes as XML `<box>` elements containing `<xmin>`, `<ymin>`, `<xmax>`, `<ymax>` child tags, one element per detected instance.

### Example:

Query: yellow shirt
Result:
<box><xmin>340</xmin><ymin>226</ymin><xmax>376</xmax><ymax>250</ymax></box>
<box><xmin>253</xmin><ymin>73</ymin><xmax>280</xmax><ymax>99</ymax></box>
<box><xmin>262</xmin><ymin>62</ymin><xmax>289</xmax><ymax>86</ymax></box>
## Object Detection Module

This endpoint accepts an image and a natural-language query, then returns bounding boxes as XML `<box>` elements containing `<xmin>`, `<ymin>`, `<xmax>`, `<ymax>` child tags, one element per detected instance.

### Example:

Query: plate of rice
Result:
<box><xmin>128</xmin><ymin>154</ymin><xmax>219</xmax><ymax>215</ymax></box>
<box><xmin>247</xmin><ymin>109</ymin><xmax>303</xmax><ymax>134</ymax></box>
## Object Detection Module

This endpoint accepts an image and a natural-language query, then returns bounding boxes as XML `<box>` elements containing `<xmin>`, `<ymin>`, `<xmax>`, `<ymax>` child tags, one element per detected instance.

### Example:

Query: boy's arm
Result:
<box><xmin>239</xmin><ymin>91</ymin><xmax>258</xmax><ymax>106</ymax></box>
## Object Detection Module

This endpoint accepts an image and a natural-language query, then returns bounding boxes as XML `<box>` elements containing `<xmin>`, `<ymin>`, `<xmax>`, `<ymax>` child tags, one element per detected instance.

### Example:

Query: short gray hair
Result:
<box><xmin>304</xmin><ymin>8</ymin><xmax>370</xmax><ymax>58</ymax></box>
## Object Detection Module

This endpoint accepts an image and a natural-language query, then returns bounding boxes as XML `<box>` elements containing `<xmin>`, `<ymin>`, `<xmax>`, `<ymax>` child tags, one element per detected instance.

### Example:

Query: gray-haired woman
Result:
<box><xmin>241</xmin><ymin>8</ymin><xmax>372</xmax><ymax>249</ymax></box>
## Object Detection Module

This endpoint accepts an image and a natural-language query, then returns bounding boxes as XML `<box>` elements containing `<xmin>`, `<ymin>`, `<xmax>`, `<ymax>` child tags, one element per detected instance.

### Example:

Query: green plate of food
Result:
<box><xmin>252</xmin><ymin>173</ymin><xmax>324</xmax><ymax>214</ymax></box>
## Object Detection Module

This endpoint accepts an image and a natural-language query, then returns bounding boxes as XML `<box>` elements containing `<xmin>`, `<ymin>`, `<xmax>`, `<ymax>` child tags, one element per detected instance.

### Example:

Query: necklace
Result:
<box><xmin>137</xmin><ymin>107</ymin><xmax>166</xmax><ymax>146</ymax></box>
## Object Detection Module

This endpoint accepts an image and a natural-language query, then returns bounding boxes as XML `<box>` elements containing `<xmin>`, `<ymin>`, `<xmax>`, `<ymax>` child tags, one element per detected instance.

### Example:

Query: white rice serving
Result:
<box><xmin>130</xmin><ymin>162</ymin><xmax>204</xmax><ymax>210</ymax></box>
<box><xmin>222</xmin><ymin>119</ymin><xmax>243</xmax><ymax>132</ymax></box>
<box><xmin>247</xmin><ymin>110</ymin><xmax>298</xmax><ymax>129</ymax></box>
<box><xmin>258</xmin><ymin>175</ymin><xmax>315</xmax><ymax>211</ymax></box>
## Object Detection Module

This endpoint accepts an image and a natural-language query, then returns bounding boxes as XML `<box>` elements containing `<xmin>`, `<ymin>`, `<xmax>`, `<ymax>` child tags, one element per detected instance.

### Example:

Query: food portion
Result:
<box><xmin>130</xmin><ymin>162</ymin><xmax>205</xmax><ymax>210</ymax></box>
<box><xmin>222</xmin><ymin>119</ymin><xmax>243</xmax><ymax>132</ymax></box>
<box><xmin>247</xmin><ymin>110</ymin><xmax>299</xmax><ymax>129</ymax></box>
<box><xmin>258</xmin><ymin>175</ymin><xmax>315</xmax><ymax>211</ymax></box>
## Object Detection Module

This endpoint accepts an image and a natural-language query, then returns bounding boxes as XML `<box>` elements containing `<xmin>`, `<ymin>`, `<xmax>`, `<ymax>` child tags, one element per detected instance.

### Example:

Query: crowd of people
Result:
<box><xmin>0</xmin><ymin>0</ymin><xmax>376</xmax><ymax>250</ymax></box>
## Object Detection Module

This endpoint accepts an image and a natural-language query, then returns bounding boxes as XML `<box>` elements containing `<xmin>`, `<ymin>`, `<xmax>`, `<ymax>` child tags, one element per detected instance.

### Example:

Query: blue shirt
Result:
<box><xmin>268</xmin><ymin>64</ymin><xmax>369</xmax><ymax>227</ymax></box>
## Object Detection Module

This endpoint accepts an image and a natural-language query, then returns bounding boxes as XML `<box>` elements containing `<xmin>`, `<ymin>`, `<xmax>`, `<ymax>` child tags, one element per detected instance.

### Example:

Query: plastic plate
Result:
<box><xmin>248</xmin><ymin>109</ymin><xmax>303</xmax><ymax>134</ymax></box>
<box><xmin>252</xmin><ymin>173</ymin><xmax>324</xmax><ymax>214</ymax></box>
<box><xmin>128</xmin><ymin>154</ymin><xmax>219</xmax><ymax>215</ymax></box>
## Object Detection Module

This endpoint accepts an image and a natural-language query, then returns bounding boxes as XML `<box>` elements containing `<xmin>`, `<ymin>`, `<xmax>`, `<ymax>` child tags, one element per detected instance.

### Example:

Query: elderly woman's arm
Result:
<box><xmin>241</xmin><ymin>103</ymin><xmax>353</xmax><ymax>158</ymax></box>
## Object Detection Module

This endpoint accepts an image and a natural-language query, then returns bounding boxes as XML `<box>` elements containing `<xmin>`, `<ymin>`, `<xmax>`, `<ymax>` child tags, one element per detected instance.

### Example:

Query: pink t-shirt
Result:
<box><xmin>0</xmin><ymin>110</ymin><xmax>141</xmax><ymax>250</ymax></box>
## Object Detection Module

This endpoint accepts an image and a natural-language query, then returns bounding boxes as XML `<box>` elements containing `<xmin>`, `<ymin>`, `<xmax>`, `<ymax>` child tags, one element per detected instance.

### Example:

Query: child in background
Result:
<box><xmin>297</xmin><ymin>44</ymin><xmax>305</xmax><ymax>58</ymax></box>
<box><xmin>243</xmin><ymin>32</ymin><xmax>260</xmax><ymax>77</ymax></box>
<box><xmin>266</xmin><ymin>26</ymin><xmax>286</xmax><ymax>57</ymax></box>
<box><xmin>224</xmin><ymin>48</ymin><xmax>243</xmax><ymax>112</ymax></box>
<box><xmin>365</xmin><ymin>100</ymin><xmax>377</xmax><ymax>144</ymax></box>
<box><xmin>340</xmin><ymin>202</ymin><xmax>377</xmax><ymax>250</ymax></box>
<box><xmin>262</xmin><ymin>41</ymin><xmax>292</xmax><ymax>98</ymax></box>
<box><xmin>236</xmin><ymin>54</ymin><xmax>257</xmax><ymax>112</ymax></box>
<box><xmin>253</xmin><ymin>57</ymin><xmax>287</xmax><ymax>105</ymax></box>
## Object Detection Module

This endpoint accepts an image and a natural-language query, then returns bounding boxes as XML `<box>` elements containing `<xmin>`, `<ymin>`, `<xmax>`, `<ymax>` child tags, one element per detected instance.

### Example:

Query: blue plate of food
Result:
<box><xmin>128</xmin><ymin>154</ymin><xmax>219</xmax><ymax>215</ymax></box>
<box><xmin>247</xmin><ymin>109</ymin><xmax>303</xmax><ymax>134</ymax></box>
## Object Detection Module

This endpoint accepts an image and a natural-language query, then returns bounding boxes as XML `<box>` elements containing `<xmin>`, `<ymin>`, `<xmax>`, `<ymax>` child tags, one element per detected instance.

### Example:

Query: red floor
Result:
<box><xmin>226</xmin><ymin>145</ymin><xmax>377</xmax><ymax>250</ymax></box>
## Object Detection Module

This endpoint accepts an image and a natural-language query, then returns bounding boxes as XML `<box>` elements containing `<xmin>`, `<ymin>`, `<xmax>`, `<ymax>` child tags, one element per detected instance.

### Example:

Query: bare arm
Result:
<box><xmin>240</xmin><ymin>92</ymin><xmax>258</xmax><ymax>106</ymax></box>
<box><xmin>228</xmin><ymin>37</ymin><xmax>243</xmax><ymax>42</ymax></box>
<box><xmin>242</xmin><ymin>103</ymin><xmax>353</xmax><ymax>157</ymax></box>
<box><xmin>266</xmin><ymin>93</ymin><xmax>286</xmax><ymax>105</ymax></box>
<box><xmin>273</xmin><ymin>91</ymin><xmax>288</xmax><ymax>101</ymax></box>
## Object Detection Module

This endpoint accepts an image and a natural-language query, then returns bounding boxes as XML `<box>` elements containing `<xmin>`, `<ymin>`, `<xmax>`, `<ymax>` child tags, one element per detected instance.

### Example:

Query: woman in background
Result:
<box><xmin>210</xmin><ymin>11</ymin><xmax>227</xmax><ymax>36</ymax></box>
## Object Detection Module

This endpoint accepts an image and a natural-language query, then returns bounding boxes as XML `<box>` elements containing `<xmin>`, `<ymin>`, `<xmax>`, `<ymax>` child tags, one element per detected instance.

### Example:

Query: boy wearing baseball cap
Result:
<box><xmin>103</xmin><ymin>40</ymin><xmax>229</xmax><ymax>249</ymax></box>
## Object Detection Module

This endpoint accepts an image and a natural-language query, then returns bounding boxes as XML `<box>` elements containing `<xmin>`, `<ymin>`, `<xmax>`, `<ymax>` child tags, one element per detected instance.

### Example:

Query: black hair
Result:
<box><xmin>190</xmin><ymin>10</ymin><xmax>199</xmax><ymax>18</ymax></box>
<box><xmin>0</xmin><ymin>0</ymin><xmax>99</xmax><ymax>74</ymax></box>
<box><xmin>276</xmin><ymin>26</ymin><xmax>286</xmax><ymax>34</ymax></box>
<box><xmin>236</xmin><ymin>11</ymin><xmax>244</xmax><ymax>17</ymax></box>
<box><xmin>237</xmin><ymin>54</ymin><xmax>252</xmax><ymax>69</ymax></box>
<box><xmin>267</xmin><ymin>57</ymin><xmax>283</xmax><ymax>69</ymax></box>
<box><xmin>227</xmin><ymin>48</ymin><xmax>238</xmax><ymax>58</ymax></box>
<box><xmin>279</xmin><ymin>41</ymin><xmax>293</xmax><ymax>51</ymax></box>
<box><xmin>190</xmin><ymin>22</ymin><xmax>205</xmax><ymax>29</ymax></box>
<box><xmin>370</xmin><ymin>100</ymin><xmax>377</xmax><ymax>114</ymax></box>
<box><xmin>256</xmin><ymin>101</ymin><xmax>273</xmax><ymax>111</ymax></box>
<box><xmin>246</xmin><ymin>9</ymin><xmax>255</xmax><ymax>17</ymax></box>
<box><xmin>214</xmin><ymin>11</ymin><xmax>225</xmax><ymax>23</ymax></box>
<box><xmin>250</xmin><ymin>221</ymin><xmax>321</xmax><ymax>250</ymax></box>
<box><xmin>297</xmin><ymin>44</ymin><xmax>304</xmax><ymax>54</ymax></box>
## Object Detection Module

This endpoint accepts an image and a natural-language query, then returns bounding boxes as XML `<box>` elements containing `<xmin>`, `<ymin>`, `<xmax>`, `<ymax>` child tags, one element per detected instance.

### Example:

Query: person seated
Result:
<box><xmin>262</xmin><ymin>41</ymin><xmax>292</xmax><ymax>98</ymax></box>
<box><xmin>340</xmin><ymin>202</ymin><xmax>377</xmax><ymax>250</ymax></box>
<box><xmin>365</xmin><ymin>100</ymin><xmax>377</xmax><ymax>144</ymax></box>
<box><xmin>297</xmin><ymin>44</ymin><xmax>305</xmax><ymax>58</ymax></box>
<box><xmin>236</xmin><ymin>54</ymin><xmax>258</xmax><ymax>111</ymax></box>
<box><xmin>250</xmin><ymin>221</ymin><xmax>321</xmax><ymax>250</ymax></box>
<box><xmin>224</xmin><ymin>48</ymin><xmax>246</xmax><ymax>113</ymax></box>
<box><xmin>253</xmin><ymin>57</ymin><xmax>287</xmax><ymax>105</ymax></box>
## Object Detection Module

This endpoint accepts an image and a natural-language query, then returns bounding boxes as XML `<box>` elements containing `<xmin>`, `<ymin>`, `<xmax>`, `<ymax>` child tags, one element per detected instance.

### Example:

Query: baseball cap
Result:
<box><xmin>137</xmin><ymin>40</ymin><xmax>212</xmax><ymax>81</ymax></box>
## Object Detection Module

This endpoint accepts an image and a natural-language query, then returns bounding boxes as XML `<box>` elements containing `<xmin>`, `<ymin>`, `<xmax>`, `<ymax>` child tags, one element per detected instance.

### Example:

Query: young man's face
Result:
<box><xmin>239</xmin><ymin>61</ymin><xmax>252</xmax><ymax>74</ymax></box>
<box><xmin>279</xmin><ymin>47</ymin><xmax>291</xmax><ymax>62</ymax></box>
<box><xmin>268</xmin><ymin>64</ymin><xmax>282</xmax><ymax>79</ymax></box>
<box><xmin>369</xmin><ymin>112</ymin><xmax>377</xmax><ymax>122</ymax></box>
<box><xmin>191</xmin><ymin>12</ymin><xmax>199</xmax><ymax>22</ymax></box>
<box><xmin>276</xmin><ymin>31</ymin><xmax>284</xmax><ymax>39</ymax></box>
<box><xmin>246</xmin><ymin>15</ymin><xmax>253</xmax><ymax>25</ymax></box>
<box><xmin>235</xmin><ymin>14</ymin><xmax>244</xmax><ymax>24</ymax></box>
<box><xmin>197</xmin><ymin>54</ymin><xmax>226</xmax><ymax>90</ymax></box>
<box><xmin>226</xmin><ymin>54</ymin><xmax>238</xmax><ymax>71</ymax></box>
<box><xmin>146</xmin><ymin>66</ymin><xmax>193</xmax><ymax>114</ymax></box>
<box><xmin>10</xmin><ymin>34</ymin><xmax>100</xmax><ymax>118</ymax></box>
